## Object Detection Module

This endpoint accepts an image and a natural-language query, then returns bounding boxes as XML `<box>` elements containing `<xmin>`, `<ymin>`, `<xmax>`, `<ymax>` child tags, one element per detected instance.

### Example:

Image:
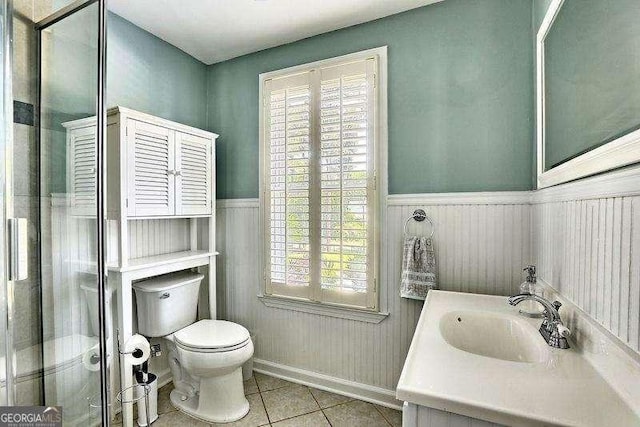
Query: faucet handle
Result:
<box><xmin>556</xmin><ymin>324</ymin><xmax>571</xmax><ymax>338</ymax></box>
<box><xmin>552</xmin><ymin>301</ymin><xmax>562</xmax><ymax>311</ymax></box>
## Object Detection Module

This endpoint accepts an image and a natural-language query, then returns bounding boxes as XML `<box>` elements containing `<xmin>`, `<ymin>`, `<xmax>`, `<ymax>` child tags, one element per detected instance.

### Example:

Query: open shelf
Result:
<box><xmin>112</xmin><ymin>250</ymin><xmax>219</xmax><ymax>274</ymax></box>
<box><xmin>66</xmin><ymin>250</ymin><xmax>219</xmax><ymax>276</ymax></box>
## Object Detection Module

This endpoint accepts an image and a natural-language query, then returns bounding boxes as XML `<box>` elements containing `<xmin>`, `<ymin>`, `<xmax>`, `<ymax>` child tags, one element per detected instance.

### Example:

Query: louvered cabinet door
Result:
<box><xmin>127</xmin><ymin>119</ymin><xmax>176</xmax><ymax>217</ymax></box>
<box><xmin>175</xmin><ymin>132</ymin><xmax>212</xmax><ymax>215</ymax></box>
<box><xmin>68</xmin><ymin>125</ymin><xmax>97</xmax><ymax>216</ymax></box>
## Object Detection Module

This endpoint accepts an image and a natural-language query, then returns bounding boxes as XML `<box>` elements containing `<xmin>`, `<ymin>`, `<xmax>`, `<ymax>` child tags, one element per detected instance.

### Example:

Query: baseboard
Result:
<box><xmin>146</xmin><ymin>358</ymin><xmax>402</xmax><ymax>411</ymax></box>
<box><xmin>253</xmin><ymin>359</ymin><xmax>403</xmax><ymax>410</ymax></box>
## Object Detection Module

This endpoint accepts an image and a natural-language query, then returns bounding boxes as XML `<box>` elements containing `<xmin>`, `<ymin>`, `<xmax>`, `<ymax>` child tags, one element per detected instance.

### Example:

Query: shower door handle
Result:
<box><xmin>8</xmin><ymin>218</ymin><xmax>28</xmax><ymax>281</ymax></box>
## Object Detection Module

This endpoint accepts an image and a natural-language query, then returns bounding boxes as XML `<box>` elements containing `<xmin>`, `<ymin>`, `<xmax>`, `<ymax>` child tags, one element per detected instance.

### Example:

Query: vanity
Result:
<box><xmin>397</xmin><ymin>291</ymin><xmax>640</xmax><ymax>426</ymax></box>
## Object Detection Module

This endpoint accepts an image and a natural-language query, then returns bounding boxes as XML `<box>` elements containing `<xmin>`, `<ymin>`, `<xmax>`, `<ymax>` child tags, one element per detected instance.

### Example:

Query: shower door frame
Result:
<box><xmin>34</xmin><ymin>0</ymin><xmax>109</xmax><ymax>424</ymax></box>
<box><xmin>2</xmin><ymin>0</ymin><xmax>15</xmax><ymax>407</ymax></box>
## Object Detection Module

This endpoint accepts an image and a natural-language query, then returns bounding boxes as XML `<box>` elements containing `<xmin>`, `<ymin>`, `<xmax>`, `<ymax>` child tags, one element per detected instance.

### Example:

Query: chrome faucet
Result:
<box><xmin>508</xmin><ymin>293</ymin><xmax>571</xmax><ymax>349</ymax></box>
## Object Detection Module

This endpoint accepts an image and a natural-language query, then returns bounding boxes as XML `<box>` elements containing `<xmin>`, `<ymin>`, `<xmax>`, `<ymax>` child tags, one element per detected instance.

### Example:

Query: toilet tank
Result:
<box><xmin>132</xmin><ymin>271</ymin><xmax>204</xmax><ymax>337</ymax></box>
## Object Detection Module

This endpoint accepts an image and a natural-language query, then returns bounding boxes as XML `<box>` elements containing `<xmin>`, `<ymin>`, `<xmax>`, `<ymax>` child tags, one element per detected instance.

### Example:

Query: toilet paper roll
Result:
<box><xmin>82</xmin><ymin>344</ymin><xmax>101</xmax><ymax>372</ymax></box>
<box><xmin>123</xmin><ymin>334</ymin><xmax>150</xmax><ymax>366</ymax></box>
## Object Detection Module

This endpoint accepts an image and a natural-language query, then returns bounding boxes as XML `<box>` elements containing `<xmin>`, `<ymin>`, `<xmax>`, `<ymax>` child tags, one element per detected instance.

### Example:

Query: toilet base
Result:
<box><xmin>169</xmin><ymin>367</ymin><xmax>249</xmax><ymax>423</ymax></box>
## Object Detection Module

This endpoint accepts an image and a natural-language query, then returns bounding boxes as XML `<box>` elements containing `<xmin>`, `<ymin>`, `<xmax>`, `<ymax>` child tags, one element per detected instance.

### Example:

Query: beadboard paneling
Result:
<box><xmin>532</xmin><ymin>196</ymin><xmax>640</xmax><ymax>353</ymax></box>
<box><xmin>216</xmin><ymin>196</ymin><xmax>531</xmax><ymax>392</ymax></box>
<box><xmin>389</xmin><ymin>203</ymin><xmax>531</xmax><ymax>296</ymax></box>
<box><xmin>128</xmin><ymin>218</ymin><xmax>190</xmax><ymax>259</ymax></box>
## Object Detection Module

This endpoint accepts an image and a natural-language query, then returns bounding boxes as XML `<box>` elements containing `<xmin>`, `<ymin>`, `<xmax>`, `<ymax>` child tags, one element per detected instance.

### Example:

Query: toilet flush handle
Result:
<box><xmin>159</xmin><ymin>292</ymin><xmax>170</xmax><ymax>299</ymax></box>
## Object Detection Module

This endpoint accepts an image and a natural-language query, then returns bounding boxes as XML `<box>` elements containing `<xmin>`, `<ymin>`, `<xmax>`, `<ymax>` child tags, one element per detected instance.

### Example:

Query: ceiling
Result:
<box><xmin>108</xmin><ymin>0</ymin><xmax>443</xmax><ymax>65</ymax></box>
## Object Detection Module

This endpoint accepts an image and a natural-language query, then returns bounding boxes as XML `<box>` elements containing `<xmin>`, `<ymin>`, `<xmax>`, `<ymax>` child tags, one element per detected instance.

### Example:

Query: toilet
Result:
<box><xmin>132</xmin><ymin>271</ymin><xmax>253</xmax><ymax>423</ymax></box>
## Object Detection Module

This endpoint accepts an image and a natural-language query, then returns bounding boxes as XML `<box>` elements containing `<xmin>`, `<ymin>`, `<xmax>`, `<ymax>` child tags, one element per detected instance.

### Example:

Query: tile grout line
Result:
<box><xmin>258</xmin><ymin>389</ymin><xmax>273</xmax><ymax>426</ymax></box>
<box><xmin>307</xmin><ymin>386</ymin><xmax>334</xmax><ymax>426</ymax></box>
<box><xmin>254</xmin><ymin>375</ymin><xmax>278</xmax><ymax>426</ymax></box>
<box><xmin>259</xmin><ymin>383</ymin><xmax>326</xmax><ymax>425</ymax></box>
<box><xmin>320</xmin><ymin>408</ymin><xmax>334</xmax><ymax>427</ymax></box>
<box><xmin>268</xmin><ymin>409</ymin><xmax>329</xmax><ymax>426</ymax></box>
<box><xmin>372</xmin><ymin>404</ymin><xmax>394</xmax><ymax>427</ymax></box>
<box><xmin>159</xmin><ymin>376</ymin><xmax>396</xmax><ymax>427</ymax></box>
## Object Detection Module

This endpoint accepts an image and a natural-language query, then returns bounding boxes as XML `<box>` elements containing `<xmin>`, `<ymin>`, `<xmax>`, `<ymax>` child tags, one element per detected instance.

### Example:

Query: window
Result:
<box><xmin>260</xmin><ymin>48</ymin><xmax>385</xmax><ymax>311</ymax></box>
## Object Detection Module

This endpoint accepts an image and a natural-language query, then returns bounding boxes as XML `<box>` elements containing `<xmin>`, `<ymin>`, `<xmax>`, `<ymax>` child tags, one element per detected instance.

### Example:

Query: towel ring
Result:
<box><xmin>403</xmin><ymin>209</ymin><xmax>435</xmax><ymax>239</ymax></box>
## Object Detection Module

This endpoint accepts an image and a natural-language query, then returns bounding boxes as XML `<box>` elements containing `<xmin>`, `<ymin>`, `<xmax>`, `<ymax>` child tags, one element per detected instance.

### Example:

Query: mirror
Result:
<box><xmin>536</xmin><ymin>0</ymin><xmax>640</xmax><ymax>188</ymax></box>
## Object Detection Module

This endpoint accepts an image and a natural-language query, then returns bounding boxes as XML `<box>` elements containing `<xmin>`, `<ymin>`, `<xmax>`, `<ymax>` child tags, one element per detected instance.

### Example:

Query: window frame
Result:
<box><xmin>258</xmin><ymin>47</ymin><xmax>388</xmax><ymax>322</ymax></box>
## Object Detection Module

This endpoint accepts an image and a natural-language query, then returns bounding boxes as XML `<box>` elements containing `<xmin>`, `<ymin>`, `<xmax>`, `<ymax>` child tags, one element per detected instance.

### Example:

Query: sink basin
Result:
<box><xmin>398</xmin><ymin>291</ymin><xmax>640</xmax><ymax>426</ymax></box>
<box><xmin>439</xmin><ymin>311</ymin><xmax>550</xmax><ymax>363</ymax></box>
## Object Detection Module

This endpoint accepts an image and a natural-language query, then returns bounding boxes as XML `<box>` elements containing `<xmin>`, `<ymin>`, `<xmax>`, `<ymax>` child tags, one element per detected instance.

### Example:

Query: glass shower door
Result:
<box><xmin>0</xmin><ymin>0</ymin><xmax>12</xmax><ymax>407</ymax></box>
<box><xmin>37</xmin><ymin>0</ymin><xmax>109</xmax><ymax>424</ymax></box>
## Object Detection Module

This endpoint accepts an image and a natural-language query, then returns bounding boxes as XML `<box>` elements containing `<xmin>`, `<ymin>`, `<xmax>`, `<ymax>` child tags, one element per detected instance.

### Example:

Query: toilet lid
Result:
<box><xmin>174</xmin><ymin>320</ymin><xmax>250</xmax><ymax>350</ymax></box>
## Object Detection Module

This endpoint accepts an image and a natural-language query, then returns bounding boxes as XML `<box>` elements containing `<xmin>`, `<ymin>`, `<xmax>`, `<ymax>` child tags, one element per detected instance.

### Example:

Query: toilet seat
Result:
<box><xmin>174</xmin><ymin>320</ymin><xmax>250</xmax><ymax>353</ymax></box>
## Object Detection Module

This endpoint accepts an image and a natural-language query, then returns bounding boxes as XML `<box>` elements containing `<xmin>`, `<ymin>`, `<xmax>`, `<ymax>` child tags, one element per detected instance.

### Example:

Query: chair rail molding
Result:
<box><xmin>532</xmin><ymin>164</ymin><xmax>640</xmax><ymax>204</ymax></box>
<box><xmin>217</xmin><ymin>198</ymin><xmax>260</xmax><ymax>209</ymax></box>
<box><xmin>386</xmin><ymin>191</ymin><xmax>531</xmax><ymax>206</ymax></box>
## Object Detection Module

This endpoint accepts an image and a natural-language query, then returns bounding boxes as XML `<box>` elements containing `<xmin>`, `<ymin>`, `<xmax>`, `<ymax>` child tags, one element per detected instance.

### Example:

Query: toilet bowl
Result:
<box><xmin>133</xmin><ymin>272</ymin><xmax>253</xmax><ymax>423</ymax></box>
<box><xmin>167</xmin><ymin>320</ymin><xmax>253</xmax><ymax>422</ymax></box>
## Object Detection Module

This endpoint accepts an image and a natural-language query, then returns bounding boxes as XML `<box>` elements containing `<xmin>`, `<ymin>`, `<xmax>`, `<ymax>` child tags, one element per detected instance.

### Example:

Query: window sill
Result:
<box><xmin>257</xmin><ymin>294</ymin><xmax>389</xmax><ymax>324</ymax></box>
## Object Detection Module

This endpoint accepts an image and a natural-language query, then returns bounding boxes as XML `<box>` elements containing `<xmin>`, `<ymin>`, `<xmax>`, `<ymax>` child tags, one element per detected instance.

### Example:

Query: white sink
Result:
<box><xmin>439</xmin><ymin>311</ymin><xmax>550</xmax><ymax>363</ymax></box>
<box><xmin>396</xmin><ymin>290</ymin><xmax>640</xmax><ymax>427</ymax></box>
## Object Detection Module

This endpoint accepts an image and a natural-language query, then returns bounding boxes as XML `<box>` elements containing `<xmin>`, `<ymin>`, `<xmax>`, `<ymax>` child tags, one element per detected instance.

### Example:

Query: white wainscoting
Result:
<box><xmin>388</xmin><ymin>197</ymin><xmax>531</xmax><ymax>296</ymax></box>
<box><xmin>128</xmin><ymin>218</ymin><xmax>190</xmax><ymax>259</ymax></box>
<box><xmin>532</xmin><ymin>182</ymin><xmax>640</xmax><ymax>353</ymax></box>
<box><xmin>216</xmin><ymin>194</ymin><xmax>531</xmax><ymax>405</ymax></box>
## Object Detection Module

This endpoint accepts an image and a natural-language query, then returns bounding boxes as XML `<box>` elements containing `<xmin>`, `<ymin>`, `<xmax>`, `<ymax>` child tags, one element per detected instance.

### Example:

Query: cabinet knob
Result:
<box><xmin>175</xmin><ymin>170</ymin><xmax>182</xmax><ymax>177</ymax></box>
<box><xmin>167</xmin><ymin>169</ymin><xmax>175</xmax><ymax>175</ymax></box>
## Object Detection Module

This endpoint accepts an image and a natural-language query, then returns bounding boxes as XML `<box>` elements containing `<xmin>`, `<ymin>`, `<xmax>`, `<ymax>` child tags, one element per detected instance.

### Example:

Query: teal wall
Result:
<box><xmin>533</xmin><ymin>0</ymin><xmax>552</xmax><ymax>32</ymax></box>
<box><xmin>45</xmin><ymin>13</ymin><xmax>208</xmax><ymax>193</ymax></box>
<box><xmin>107</xmin><ymin>13</ymin><xmax>208</xmax><ymax>128</ymax></box>
<box><xmin>41</xmin><ymin>4</ymin><xmax>99</xmax><ymax>194</ymax></box>
<box><xmin>207</xmin><ymin>0</ymin><xmax>534</xmax><ymax>199</ymax></box>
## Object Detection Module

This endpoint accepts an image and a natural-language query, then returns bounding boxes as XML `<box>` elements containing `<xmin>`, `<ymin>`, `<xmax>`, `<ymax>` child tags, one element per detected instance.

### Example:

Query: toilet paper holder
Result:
<box><xmin>117</xmin><ymin>330</ymin><xmax>151</xmax><ymax>366</ymax></box>
<box><xmin>116</xmin><ymin>383</ymin><xmax>152</xmax><ymax>426</ymax></box>
<box><xmin>115</xmin><ymin>330</ymin><xmax>156</xmax><ymax>426</ymax></box>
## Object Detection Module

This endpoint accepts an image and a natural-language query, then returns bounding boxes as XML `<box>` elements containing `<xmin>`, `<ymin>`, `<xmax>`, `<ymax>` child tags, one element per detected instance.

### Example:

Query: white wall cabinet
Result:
<box><xmin>126</xmin><ymin>119</ymin><xmax>176</xmax><ymax>217</ymax></box>
<box><xmin>175</xmin><ymin>131</ymin><xmax>213</xmax><ymax>215</ymax></box>
<box><xmin>65</xmin><ymin>107</ymin><xmax>216</xmax><ymax>219</ymax></box>
<box><xmin>63</xmin><ymin>107</ymin><xmax>219</xmax><ymax>426</ymax></box>
<box><xmin>125</xmin><ymin>119</ymin><xmax>213</xmax><ymax>217</ymax></box>
<box><xmin>66</xmin><ymin>124</ymin><xmax>97</xmax><ymax>216</ymax></box>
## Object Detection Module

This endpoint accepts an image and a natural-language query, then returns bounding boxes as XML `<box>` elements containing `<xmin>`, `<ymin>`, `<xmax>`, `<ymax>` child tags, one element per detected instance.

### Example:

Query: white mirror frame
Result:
<box><xmin>536</xmin><ymin>0</ymin><xmax>640</xmax><ymax>189</ymax></box>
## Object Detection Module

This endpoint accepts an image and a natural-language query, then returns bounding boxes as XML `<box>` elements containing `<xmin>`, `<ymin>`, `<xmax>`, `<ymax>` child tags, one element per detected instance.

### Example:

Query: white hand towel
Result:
<box><xmin>400</xmin><ymin>236</ymin><xmax>437</xmax><ymax>300</ymax></box>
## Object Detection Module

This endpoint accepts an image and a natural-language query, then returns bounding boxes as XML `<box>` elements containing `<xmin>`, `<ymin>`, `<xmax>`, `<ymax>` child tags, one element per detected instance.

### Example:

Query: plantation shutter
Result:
<box><xmin>263</xmin><ymin>56</ymin><xmax>378</xmax><ymax>310</ymax></box>
<box><xmin>318</xmin><ymin>59</ymin><xmax>377</xmax><ymax>308</ymax></box>
<box><xmin>264</xmin><ymin>72</ymin><xmax>314</xmax><ymax>299</ymax></box>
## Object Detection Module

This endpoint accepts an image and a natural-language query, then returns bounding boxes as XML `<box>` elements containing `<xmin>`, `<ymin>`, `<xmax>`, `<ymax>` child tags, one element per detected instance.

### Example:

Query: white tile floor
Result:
<box><xmin>115</xmin><ymin>372</ymin><xmax>402</xmax><ymax>427</ymax></box>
